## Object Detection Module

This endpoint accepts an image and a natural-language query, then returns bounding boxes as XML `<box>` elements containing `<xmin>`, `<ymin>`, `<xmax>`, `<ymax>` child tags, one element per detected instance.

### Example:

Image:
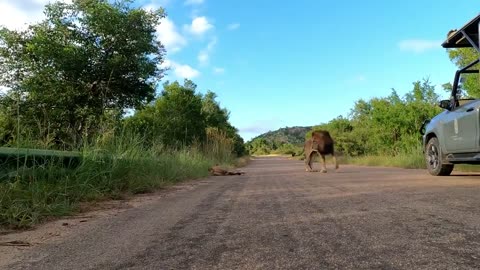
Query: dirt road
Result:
<box><xmin>3</xmin><ymin>157</ymin><xmax>480</xmax><ymax>269</ymax></box>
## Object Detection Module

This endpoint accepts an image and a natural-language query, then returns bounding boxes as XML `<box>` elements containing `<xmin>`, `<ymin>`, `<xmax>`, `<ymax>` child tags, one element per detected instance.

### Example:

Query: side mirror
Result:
<box><xmin>438</xmin><ymin>99</ymin><xmax>451</xmax><ymax>110</ymax></box>
<box><xmin>419</xmin><ymin>119</ymin><xmax>430</xmax><ymax>135</ymax></box>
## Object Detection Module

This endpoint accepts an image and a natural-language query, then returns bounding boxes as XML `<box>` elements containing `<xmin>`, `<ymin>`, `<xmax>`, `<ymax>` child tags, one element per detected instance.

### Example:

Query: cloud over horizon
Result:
<box><xmin>0</xmin><ymin>0</ymin><xmax>73</xmax><ymax>30</ymax></box>
<box><xmin>238</xmin><ymin>119</ymin><xmax>284</xmax><ymax>139</ymax></box>
<box><xmin>398</xmin><ymin>39</ymin><xmax>442</xmax><ymax>53</ymax></box>
<box><xmin>198</xmin><ymin>37</ymin><xmax>217</xmax><ymax>65</ymax></box>
<box><xmin>156</xmin><ymin>17</ymin><xmax>187</xmax><ymax>53</ymax></box>
<box><xmin>227</xmin><ymin>23</ymin><xmax>240</xmax><ymax>31</ymax></box>
<box><xmin>184</xmin><ymin>0</ymin><xmax>204</xmax><ymax>5</ymax></box>
<box><xmin>213</xmin><ymin>67</ymin><xmax>225</xmax><ymax>74</ymax></box>
<box><xmin>185</xmin><ymin>16</ymin><xmax>214</xmax><ymax>36</ymax></box>
<box><xmin>161</xmin><ymin>59</ymin><xmax>200</xmax><ymax>79</ymax></box>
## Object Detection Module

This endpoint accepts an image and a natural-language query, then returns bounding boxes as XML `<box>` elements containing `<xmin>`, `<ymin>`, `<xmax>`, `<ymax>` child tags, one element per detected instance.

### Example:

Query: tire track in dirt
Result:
<box><xmin>106</xmin><ymin>177</ymin><xmax>248</xmax><ymax>270</ymax></box>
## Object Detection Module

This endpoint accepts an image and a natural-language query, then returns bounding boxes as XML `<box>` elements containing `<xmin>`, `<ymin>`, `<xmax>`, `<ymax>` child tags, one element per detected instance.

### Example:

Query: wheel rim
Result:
<box><xmin>427</xmin><ymin>144</ymin><xmax>440</xmax><ymax>169</ymax></box>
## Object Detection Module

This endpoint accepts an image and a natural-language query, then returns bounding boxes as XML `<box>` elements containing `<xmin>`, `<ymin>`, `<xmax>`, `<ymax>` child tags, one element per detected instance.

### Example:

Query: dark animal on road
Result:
<box><xmin>304</xmin><ymin>130</ymin><xmax>339</xmax><ymax>172</ymax></box>
<box><xmin>208</xmin><ymin>165</ymin><xmax>245</xmax><ymax>176</ymax></box>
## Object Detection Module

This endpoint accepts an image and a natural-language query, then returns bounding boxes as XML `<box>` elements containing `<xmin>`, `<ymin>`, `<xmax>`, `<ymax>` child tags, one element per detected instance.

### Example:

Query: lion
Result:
<box><xmin>208</xmin><ymin>165</ymin><xmax>245</xmax><ymax>176</ymax></box>
<box><xmin>304</xmin><ymin>130</ymin><xmax>339</xmax><ymax>173</ymax></box>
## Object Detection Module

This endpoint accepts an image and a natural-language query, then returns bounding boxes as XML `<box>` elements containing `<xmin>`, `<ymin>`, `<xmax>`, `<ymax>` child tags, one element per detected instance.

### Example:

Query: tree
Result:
<box><xmin>306</xmin><ymin>78</ymin><xmax>443</xmax><ymax>156</ymax></box>
<box><xmin>200</xmin><ymin>90</ymin><xmax>246</xmax><ymax>156</ymax></box>
<box><xmin>350</xmin><ymin>79</ymin><xmax>441</xmax><ymax>155</ymax></box>
<box><xmin>157</xmin><ymin>80</ymin><xmax>206</xmax><ymax>147</ymax></box>
<box><xmin>123</xmin><ymin>79</ymin><xmax>246</xmax><ymax>155</ymax></box>
<box><xmin>405</xmin><ymin>78</ymin><xmax>439</xmax><ymax>104</ymax></box>
<box><xmin>230</xmin><ymin>132</ymin><xmax>246</xmax><ymax>156</ymax></box>
<box><xmin>127</xmin><ymin>79</ymin><xmax>206</xmax><ymax>147</ymax></box>
<box><xmin>201</xmin><ymin>91</ymin><xmax>230</xmax><ymax>129</ymax></box>
<box><xmin>446</xmin><ymin>48</ymin><xmax>480</xmax><ymax>97</ymax></box>
<box><xmin>0</xmin><ymin>0</ymin><xmax>166</xmax><ymax>147</ymax></box>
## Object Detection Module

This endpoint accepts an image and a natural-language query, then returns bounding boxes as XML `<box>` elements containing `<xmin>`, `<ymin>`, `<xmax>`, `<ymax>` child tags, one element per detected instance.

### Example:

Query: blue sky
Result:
<box><xmin>0</xmin><ymin>0</ymin><xmax>478</xmax><ymax>141</ymax></box>
<box><xmin>145</xmin><ymin>0</ymin><xmax>478</xmax><ymax>141</ymax></box>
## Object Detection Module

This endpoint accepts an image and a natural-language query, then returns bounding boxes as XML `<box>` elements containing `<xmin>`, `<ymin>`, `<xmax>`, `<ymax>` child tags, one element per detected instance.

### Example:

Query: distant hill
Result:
<box><xmin>245</xmin><ymin>126</ymin><xmax>312</xmax><ymax>155</ymax></box>
<box><xmin>248</xmin><ymin>126</ymin><xmax>312</xmax><ymax>145</ymax></box>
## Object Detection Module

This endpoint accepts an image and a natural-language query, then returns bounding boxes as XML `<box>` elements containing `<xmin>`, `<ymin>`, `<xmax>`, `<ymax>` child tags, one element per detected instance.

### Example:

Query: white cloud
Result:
<box><xmin>346</xmin><ymin>74</ymin><xmax>367</xmax><ymax>84</ymax></box>
<box><xmin>198</xmin><ymin>51</ymin><xmax>209</xmax><ymax>64</ymax></box>
<box><xmin>239</xmin><ymin>119</ymin><xmax>282</xmax><ymax>135</ymax></box>
<box><xmin>161</xmin><ymin>59</ymin><xmax>200</xmax><ymax>79</ymax></box>
<box><xmin>156</xmin><ymin>17</ymin><xmax>187</xmax><ymax>53</ymax></box>
<box><xmin>213</xmin><ymin>67</ymin><xmax>224</xmax><ymax>74</ymax></box>
<box><xmin>185</xmin><ymin>16</ymin><xmax>213</xmax><ymax>36</ymax></box>
<box><xmin>174</xmin><ymin>64</ymin><xmax>200</xmax><ymax>79</ymax></box>
<box><xmin>239</xmin><ymin>124</ymin><xmax>271</xmax><ymax>134</ymax></box>
<box><xmin>398</xmin><ymin>39</ymin><xmax>442</xmax><ymax>53</ymax></box>
<box><xmin>0</xmin><ymin>0</ymin><xmax>72</xmax><ymax>30</ymax></box>
<box><xmin>206</xmin><ymin>37</ymin><xmax>217</xmax><ymax>50</ymax></box>
<box><xmin>142</xmin><ymin>0</ymin><xmax>171</xmax><ymax>11</ymax></box>
<box><xmin>144</xmin><ymin>0</ymin><xmax>172</xmax><ymax>9</ymax></box>
<box><xmin>184</xmin><ymin>0</ymin><xmax>204</xmax><ymax>5</ymax></box>
<box><xmin>197</xmin><ymin>37</ymin><xmax>217</xmax><ymax>65</ymax></box>
<box><xmin>355</xmin><ymin>75</ymin><xmax>366</xmax><ymax>82</ymax></box>
<box><xmin>0</xmin><ymin>1</ymin><xmax>187</xmax><ymax>55</ymax></box>
<box><xmin>227</xmin><ymin>23</ymin><xmax>240</xmax><ymax>31</ymax></box>
<box><xmin>0</xmin><ymin>0</ymin><xmax>188</xmax><ymax>56</ymax></box>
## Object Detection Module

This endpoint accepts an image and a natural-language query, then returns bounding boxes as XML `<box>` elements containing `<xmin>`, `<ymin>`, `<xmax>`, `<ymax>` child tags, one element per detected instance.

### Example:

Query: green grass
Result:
<box><xmin>0</xmin><ymin>132</ymin><xmax>239</xmax><ymax>229</ymax></box>
<box><xmin>343</xmin><ymin>152</ymin><xmax>426</xmax><ymax>169</ymax></box>
<box><xmin>454</xmin><ymin>164</ymin><xmax>480</xmax><ymax>172</ymax></box>
<box><xmin>342</xmin><ymin>152</ymin><xmax>480</xmax><ymax>172</ymax></box>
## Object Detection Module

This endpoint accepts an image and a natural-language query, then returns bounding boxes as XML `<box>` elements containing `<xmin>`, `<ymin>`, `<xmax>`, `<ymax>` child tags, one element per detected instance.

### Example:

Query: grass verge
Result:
<box><xmin>0</xmin><ymin>134</ymin><xmax>245</xmax><ymax>229</ymax></box>
<box><xmin>343</xmin><ymin>152</ymin><xmax>425</xmax><ymax>169</ymax></box>
<box><xmin>342</xmin><ymin>153</ymin><xmax>480</xmax><ymax>172</ymax></box>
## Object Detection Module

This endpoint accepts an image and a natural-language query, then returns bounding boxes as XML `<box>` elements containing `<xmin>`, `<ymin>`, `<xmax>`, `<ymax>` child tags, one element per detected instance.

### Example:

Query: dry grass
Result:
<box><xmin>0</xmin><ymin>129</ymin><xmax>238</xmax><ymax>229</ymax></box>
<box><xmin>344</xmin><ymin>153</ymin><xmax>425</xmax><ymax>169</ymax></box>
<box><xmin>234</xmin><ymin>156</ymin><xmax>251</xmax><ymax>168</ymax></box>
<box><xmin>343</xmin><ymin>153</ymin><xmax>480</xmax><ymax>172</ymax></box>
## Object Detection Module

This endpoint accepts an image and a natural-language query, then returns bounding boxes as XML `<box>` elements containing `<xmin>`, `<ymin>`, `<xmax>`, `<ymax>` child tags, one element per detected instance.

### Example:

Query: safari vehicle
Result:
<box><xmin>422</xmin><ymin>13</ymin><xmax>480</xmax><ymax>176</ymax></box>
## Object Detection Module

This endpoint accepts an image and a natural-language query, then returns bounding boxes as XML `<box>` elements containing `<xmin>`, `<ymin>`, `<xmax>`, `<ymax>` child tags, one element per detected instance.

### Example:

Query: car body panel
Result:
<box><xmin>423</xmin><ymin>99</ymin><xmax>480</xmax><ymax>157</ymax></box>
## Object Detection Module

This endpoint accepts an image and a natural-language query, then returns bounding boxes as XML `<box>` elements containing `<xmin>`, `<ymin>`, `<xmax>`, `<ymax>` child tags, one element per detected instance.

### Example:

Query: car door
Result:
<box><xmin>441</xmin><ymin>99</ymin><xmax>479</xmax><ymax>153</ymax></box>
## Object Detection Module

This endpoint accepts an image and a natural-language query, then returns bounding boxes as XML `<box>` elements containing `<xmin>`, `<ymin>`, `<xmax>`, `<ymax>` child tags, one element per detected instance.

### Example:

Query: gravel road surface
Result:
<box><xmin>3</xmin><ymin>157</ymin><xmax>480</xmax><ymax>269</ymax></box>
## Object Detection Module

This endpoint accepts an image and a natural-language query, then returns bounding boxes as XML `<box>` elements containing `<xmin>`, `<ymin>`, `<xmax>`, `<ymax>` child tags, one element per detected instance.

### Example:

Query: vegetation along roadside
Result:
<box><xmin>0</xmin><ymin>1</ymin><xmax>247</xmax><ymax>229</ymax></box>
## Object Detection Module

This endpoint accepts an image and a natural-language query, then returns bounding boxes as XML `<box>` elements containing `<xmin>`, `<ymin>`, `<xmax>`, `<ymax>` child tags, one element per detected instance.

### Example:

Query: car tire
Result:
<box><xmin>425</xmin><ymin>137</ymin><xmax>454</xmax><ymax>176</ymax></box>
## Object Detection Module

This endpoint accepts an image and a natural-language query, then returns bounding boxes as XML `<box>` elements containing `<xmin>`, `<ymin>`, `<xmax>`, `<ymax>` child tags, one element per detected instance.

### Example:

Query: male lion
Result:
<box><xmin>304</xmin><ymin>130</ymin><xmax>339</xmax><ymax>173</ymax></box>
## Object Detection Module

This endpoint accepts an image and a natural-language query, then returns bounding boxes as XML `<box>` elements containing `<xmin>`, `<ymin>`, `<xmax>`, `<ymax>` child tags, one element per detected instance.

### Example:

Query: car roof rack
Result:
<box><xmin>442</xmin><ymin>13</ymin><xmax>480</xmax><ymax>52</ymax></box>
<box><xmin>441</xmin><ymin>14</ymin><xmax>480</xmax><ymax>104</ymax></box>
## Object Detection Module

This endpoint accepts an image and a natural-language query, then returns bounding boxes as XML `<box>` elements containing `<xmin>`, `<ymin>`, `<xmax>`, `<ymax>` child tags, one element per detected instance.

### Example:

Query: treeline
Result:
<box><xmin>0</xmin><ymin>0</ymin><xmax>244</xmax><ymax>157</ymax></box>
<box><xmin>308</xmin><ymin>79</ymin><xmax>442</xmax><ymax>156</ymax></box>
<box><xmin>246</xmin><ymin>79</ymin><xmax>443</xmax><ymax>157</ymax></box>
<box><xmin>123</xmin><ymin>80</ymin><xmax>245</xmax><ymax>156</ymax></box>
<box><xmin>247</xmin><ymin>44</ymin><xmax>478</xmax><ymax>157</ymax></box>
<box><xmin>315</xmin><ymin>46</ymin><xmax>479</xmax><ymax>157</ymax></box>
<box><xmin>0</xmin><ymin>0</ymin><xmax>244</xmax><ymax>228</ymax></box>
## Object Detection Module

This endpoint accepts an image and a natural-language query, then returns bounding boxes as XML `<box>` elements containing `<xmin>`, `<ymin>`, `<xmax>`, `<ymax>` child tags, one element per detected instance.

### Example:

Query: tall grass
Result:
<box><xmin>344</xmin><ymin>152</ymin><xmax>426</xmax><ymax>169</ymax></box>
<box><xmin>0</xmin><ymin>129</ymin><xmax>237</xmax><ymax>229</ymax></box>
<box><xmin>343</xmin><ymin>145</ymin><xmax>480</xmax><ymax>172</ymax></box>
<box><xmin>202</xmin><ymin>127</ymin><xmax>235</xmax><ymax>165</ymax></box>
<box><xmin>339</xmin><ymin>145</ymin><xmax>425</xmax><ymax>169</ymax></box>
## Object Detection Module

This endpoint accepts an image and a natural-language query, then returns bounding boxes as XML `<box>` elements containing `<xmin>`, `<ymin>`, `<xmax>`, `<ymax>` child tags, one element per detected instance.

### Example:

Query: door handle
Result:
<box><xmin>466</xmin><ymin>107</ymin><xmax>474</xmax><ymax>112</ymax></box>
